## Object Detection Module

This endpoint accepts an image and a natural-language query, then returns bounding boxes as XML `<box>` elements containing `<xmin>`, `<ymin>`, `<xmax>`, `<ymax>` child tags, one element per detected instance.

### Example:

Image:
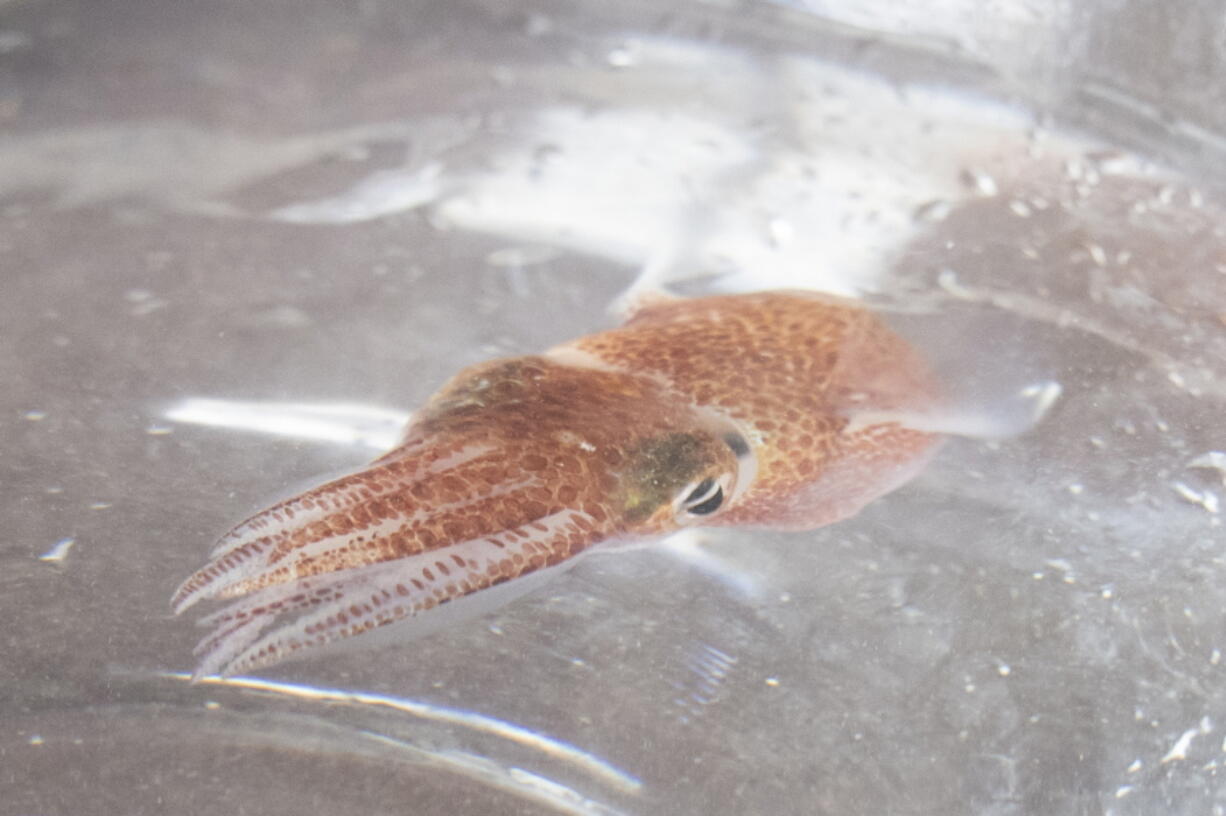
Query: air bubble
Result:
<box><xmin>1172</xmin><ymin>481</ymin><xmax>1220</xmax><ymax>514</ymax></box>
<box><xmin>39</xmin><ymin>537</ymin><xmax>75</xmax><ymax>563</ymax></box>
<box><xmin>960</xmin><ymin>168</ymin><xmax>997</xmax><ymax>196</ymax></box>
<box><xmin>606</xmin><ymin>42</ymin><xmax>639</xmax><ymax>68</ymax></box>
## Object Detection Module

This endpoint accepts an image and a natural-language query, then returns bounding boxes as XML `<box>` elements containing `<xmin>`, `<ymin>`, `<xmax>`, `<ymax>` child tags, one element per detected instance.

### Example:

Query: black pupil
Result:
<box><xmin>684</xmin><ymin>478</ymin><xmax>724</xmax><ymax>515</ymax></box>
<box><xmin>723</xmin><ymin>432</ymin><xmax>750</xmax><ymax>458</ymax></box>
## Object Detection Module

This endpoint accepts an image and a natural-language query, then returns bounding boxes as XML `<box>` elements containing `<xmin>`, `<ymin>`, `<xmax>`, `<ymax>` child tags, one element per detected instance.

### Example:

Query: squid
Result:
<box><xmin>172</xmin><ymin>291</ymin><xmax>942</xmax><ymax>678</ymax></box>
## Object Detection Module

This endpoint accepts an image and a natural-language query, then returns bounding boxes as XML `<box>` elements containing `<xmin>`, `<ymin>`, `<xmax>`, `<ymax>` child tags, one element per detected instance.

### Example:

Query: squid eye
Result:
<box><xmin>682</xmin><ymin>477</ymin><xmax>724</xmax><ymax>516</ymax></box>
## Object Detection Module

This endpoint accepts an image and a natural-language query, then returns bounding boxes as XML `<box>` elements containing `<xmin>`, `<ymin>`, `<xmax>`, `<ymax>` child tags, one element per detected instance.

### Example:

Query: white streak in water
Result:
<box><xmin>164</xmin><ymin>398</ymin><xmax>409</xmax><ymax>450</ymax></box>
<box><xmin>159</xmin><ymin>671</ymin><xmax>642</xmax><ymax>794</ymax></box>
<box><xmin>359</xmin><ymin>732</ymin><xmax>630</xmax><ymax>816</ymax></box>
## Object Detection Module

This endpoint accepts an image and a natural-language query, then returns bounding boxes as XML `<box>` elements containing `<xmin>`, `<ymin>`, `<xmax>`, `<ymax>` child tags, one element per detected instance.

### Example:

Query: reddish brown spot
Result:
<box><xmin>439</xmin><ymin>475</ymin><xmax>465</xmax><ymax>494</ymax></box>
<box><xmin>521</xmin><ymin>500</ymin><xmax>547</xmax><ymax>519</ymax></box>
<box><xmin>522</xmin><ymin>454</ymin><xmax>548</xmax><ymax>471</ymax></box>
<box><xmin>477</xmin><ymin>466</ymin><xmax>506</xmax><ymax>484</ymax></box>
<box><xmin>526</xmin><ymin>485</ymin><xmax>552</xmax><ymax>502</ymax></box>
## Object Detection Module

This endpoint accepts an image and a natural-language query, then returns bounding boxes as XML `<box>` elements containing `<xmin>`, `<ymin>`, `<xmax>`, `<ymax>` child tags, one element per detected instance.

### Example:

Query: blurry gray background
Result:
<box><xmin>4</xmin><ymin>1</ymin><xmax>1226</xmax><ymax>814</ymax></box>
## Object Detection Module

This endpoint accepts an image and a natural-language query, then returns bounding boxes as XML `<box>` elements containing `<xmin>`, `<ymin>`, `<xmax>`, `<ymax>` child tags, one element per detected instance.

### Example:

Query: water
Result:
<box><xmin>4</xmin><ymin>1</ymin><xmax>1226</xmax><ymax>814</ymax></box>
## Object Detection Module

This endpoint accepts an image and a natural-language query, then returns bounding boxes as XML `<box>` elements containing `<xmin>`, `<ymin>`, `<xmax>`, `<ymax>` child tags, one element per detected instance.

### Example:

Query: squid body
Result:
<box><xmin>172</xmin><ymin>291</ymin><xmax>942</xmax><ymax>677</ymax></box>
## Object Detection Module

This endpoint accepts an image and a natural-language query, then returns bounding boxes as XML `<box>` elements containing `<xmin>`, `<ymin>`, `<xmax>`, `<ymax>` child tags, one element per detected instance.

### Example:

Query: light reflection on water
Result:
<box><xmin>164</xmin><ymin>398</ymin><xmax>409</xmax><ymax>450</ymax></box>
<box><xmin>159</xmin><ymin>671</ymin><xmax>641</xmax><ymax>814</ymax></box>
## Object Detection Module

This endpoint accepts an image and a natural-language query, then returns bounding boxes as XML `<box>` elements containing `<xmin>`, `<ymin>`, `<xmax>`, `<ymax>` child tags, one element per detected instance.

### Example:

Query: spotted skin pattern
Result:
<box><xmin>172</xmin><ymin>291</ymin><xmax>941</xmax><ymax>677</ymax></box>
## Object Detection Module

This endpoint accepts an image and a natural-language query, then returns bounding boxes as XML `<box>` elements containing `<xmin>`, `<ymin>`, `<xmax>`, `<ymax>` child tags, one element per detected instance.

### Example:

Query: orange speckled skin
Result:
<box><xmin>173</xmin><ymin>291</ymin><xmax>941</xmax><ymax>677</ymax></box>
<box><xmin>558</xmin><ymin>291</ymin><xmax>940</xmax><ymax>529</ymax></box>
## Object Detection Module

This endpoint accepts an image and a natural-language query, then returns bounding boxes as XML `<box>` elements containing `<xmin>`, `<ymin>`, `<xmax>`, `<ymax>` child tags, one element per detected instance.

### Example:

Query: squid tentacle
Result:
<box><xmin>192</xmin><ymin>508</ymin><xmax>594</xmax><ymax>678</ymax></box>
<box><xmin>172</xmin><ymin>442</ymin><xmax>517</xmax><ymax>614</ymax></box>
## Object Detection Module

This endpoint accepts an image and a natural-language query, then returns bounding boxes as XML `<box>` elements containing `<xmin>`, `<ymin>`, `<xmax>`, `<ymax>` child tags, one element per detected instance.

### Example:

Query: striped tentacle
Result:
<box><xmin>171</xmin><ymin>441</ymin><xmax>502</xmax><ymax>614</ymax></box>
<box><xmin>192</xmin><ymin>508</ymin><xmax>596</xmax><ymax>678</ymax></box>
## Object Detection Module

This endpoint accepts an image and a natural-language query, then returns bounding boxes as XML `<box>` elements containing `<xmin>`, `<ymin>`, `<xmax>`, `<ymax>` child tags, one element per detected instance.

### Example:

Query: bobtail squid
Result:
<box><xmin>172</xmin><ymin>291</ymin><xmax>943</xmax><ymax>678</ymax></box>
